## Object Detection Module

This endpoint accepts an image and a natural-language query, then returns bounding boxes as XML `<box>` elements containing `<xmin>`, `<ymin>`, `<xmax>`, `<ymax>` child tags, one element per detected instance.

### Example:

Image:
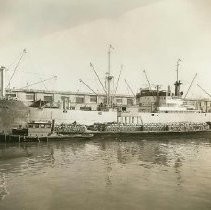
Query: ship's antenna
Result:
<box><xmin>6</xmin><ymin>49</ymin><xmax>27</xmax><ymax>89</ymax></box>
<box><xmin>106</xmin><ymin>44</ymin><xmax>114</xmax><ymax>107</ymax></box>
<box><xmin>90</xmin><ymin>62</ymin><xmax>107</xmax><ymax>94</ymax></box>
<box><xmin>184</xmin><ymin>73</ymin><xmax>197</xmax><ymax>99</ymax></box>
<box><xmin>79</xmin><ymin>79</ymin><xmax>98</xmax><ymax>95</ymax></box>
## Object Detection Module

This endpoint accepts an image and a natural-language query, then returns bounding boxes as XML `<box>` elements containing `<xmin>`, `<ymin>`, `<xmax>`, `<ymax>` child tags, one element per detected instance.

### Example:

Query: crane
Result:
<box><xmin>143</xmin><ymin>69</ymin><xmax>155</xmax><ymax>99</ymax></box>
<box><xmin>21</xmin><ymin>76</ymin><xmax>57</xmax><ymax>89</ymax></box>
<box><xmin>184</xmin><ymin>73</ymin><xmax>197</xmax><ymax>99</ymax></box>
<box><xmin>114</xmin><ymin>65</ymin><xmax>123</xmax><ymax>95</ymax></box>
<box><xmin>79</xmin><ymin>79</ymin><xmax>98</xmax><ymax>95</ymax></box>
<box><xmin>6</xmin><ymin>49</ymin><xmax>27</xmax><ymax>89</ymax></box>
<box><xmin>124</xmin><ymin>79</ymin><xmax>136</xmax><ymax>97</ymax></box>
<box><xmin>90</xmin><ymin>63</ymin><xmax>107</xmax><ymax>94</ymax></box>
<box><xmin>197</xmin><ymin>84</ymin><xmax>211</xmax><ymax>98</ymax></box>
<box><xmin>143</xmin><ymin>70</ymin><xmax>152</xmax><ymax>90</ymax></box>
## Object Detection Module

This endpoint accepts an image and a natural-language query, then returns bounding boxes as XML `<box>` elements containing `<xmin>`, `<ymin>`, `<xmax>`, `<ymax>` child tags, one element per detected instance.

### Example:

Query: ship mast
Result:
<box><xmin>106</xmin><ymin>44</ymin><xmax>114</xmax><ymax>107</ymax></box>
<box><xmin>0</xmin><ymin>66</ymin><xmax>5</xmax><ymax>99</ymax></box>
<box><xmin>176</xmin><ymin>59</ymin><xmax>180</xmax><ymax>83</ymax></box>
<box><xmin>174</xmin><ymin>59</ymin><xmax>182</xmax><ymax>97</ymax></box>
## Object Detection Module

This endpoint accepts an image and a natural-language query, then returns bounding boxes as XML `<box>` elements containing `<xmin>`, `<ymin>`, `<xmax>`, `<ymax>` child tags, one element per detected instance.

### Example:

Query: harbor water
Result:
<box><xmin>0</xmin><ymin>134</ymin><xmax>211</xmax><ymax>210</ymax></box>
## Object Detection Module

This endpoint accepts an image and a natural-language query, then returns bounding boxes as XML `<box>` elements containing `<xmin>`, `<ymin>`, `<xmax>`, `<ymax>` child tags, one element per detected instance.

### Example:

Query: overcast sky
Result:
<box><xmin>0</xmin><ymin>0</ymin><xmax>211</xmax><ymax>98</ymax></box>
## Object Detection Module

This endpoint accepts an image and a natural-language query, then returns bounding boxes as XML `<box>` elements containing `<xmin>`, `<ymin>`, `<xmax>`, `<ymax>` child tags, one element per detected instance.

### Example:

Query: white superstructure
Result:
<box><xmin>118</xmin><ymin>96</ymin><xmax>211</xmax><ymax>125</ymax></box>
<box><xmin>158</xmin><ymin>97</ymin><xmax>199</xmax><ymax>112</ymax></box>
<box><xmin>29</xmin><ymin>107</ymin><xmax>117</xmax><ymax>125</ymax></box>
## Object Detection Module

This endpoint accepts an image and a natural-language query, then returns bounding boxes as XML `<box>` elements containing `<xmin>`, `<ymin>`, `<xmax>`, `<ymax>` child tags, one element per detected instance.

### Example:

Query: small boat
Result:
<box><xmin>6</xmin><ymin>121</ymin><xmax>94</xmax><ymax>142</ymax></box>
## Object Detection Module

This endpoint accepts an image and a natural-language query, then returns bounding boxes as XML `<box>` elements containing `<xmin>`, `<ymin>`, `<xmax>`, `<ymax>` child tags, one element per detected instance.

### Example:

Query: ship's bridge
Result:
<box><xmin>158</xmin><ymin>97</ymin><xmax>200</xmax><ymax>113</ymax></box>
<box><xmin>165</xmin><ymin>97</ymin><xmax>184</xmax><ymax>106</ymax></box>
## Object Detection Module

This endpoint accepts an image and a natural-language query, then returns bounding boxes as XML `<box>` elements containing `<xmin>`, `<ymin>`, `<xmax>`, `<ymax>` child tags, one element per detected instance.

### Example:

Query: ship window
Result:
<box><xmin>46</xmin><ymin>124</ymin><xmax>51</xmax><ymax>128</ymax></box>
<box><xmin>35</xmin><ymin>124</ymin><xmax>39</xmax><ymax>128</ymax></box>
<box><xmin>26</xmin><ymin>93</ymin><xmax>34</xmax><ymax>101</ymax></box>
<box><xmin>90</xmin><ymin>95</ymin><xmax>97</xmax><ymax>103</ymax></box>
<box><xmin>116</xmin><ymin>98</ymin><xmax>123</xmax><ymax>103</ymax></box>
<box><xmin>76</xmin><ymin>97</ymin><xmax>84</xmax><ymax>104</ymax></box>
<box><xmin>151</xmin><ymin>114</ymin><xmax>154</xmax><ymax>116</ymax></box>
<box><xmin>127</xmin><ymin>98</ymin><xmax>133</xmax><ymax>106</ymax></box>
<box><xmin>80</xmin><ymin>106</ymin><xmax>91</xmax><ymax>111</ymax></box>
<box><xmin>69</xmin><ymin>106</ymin><xmax>75</xmax><ymax>110</ymax></box>
<box><xmin>44</xmin><ymin>95</ymin><xmax>53</xmax><ymax>102</ymax></box>
<box><xmin>28</xmin><ymin>124</ymin><xmax>33</xmax><ymax>128</ymax></box>
<box><xmin>6</xmin><ymin>93</ymin><xmax>16</xmax><ymax>98</ymax></box>
<box><xmin>61</xmin><ymin>96</ymin><xmax>69</xmax><ymax>101</ymax></box>
<box><xmin>102</xmin><ymin>97</ymin><xmax>107</xmax><ymax>103</ymax></box>
<box><xmin>40</xmin><ymin>124</ymin><xmax>45</xmax><ymax>128</ymax></box>
<box><xmin>122</xmin><ymin>107</ymin><xmax>126</xmax><ymax>111</ymax></box>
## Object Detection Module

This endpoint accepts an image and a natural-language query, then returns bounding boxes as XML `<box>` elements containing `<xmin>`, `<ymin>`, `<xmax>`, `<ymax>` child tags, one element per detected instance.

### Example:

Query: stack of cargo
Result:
<box><xmin>105</xmin><ymin>124</ymin><xmax>143</xmax><ymax>132</ymax></box>
<box><xmin>105</xmin><ymin>122</ymin><xmax>209</xmax><ymax>133</ymax></box>
<box><xmin>166</xmin><ymin>122</ymin><xmax>209</xmax><ymax>132</ymax></box>
<box><xmin>55</xmin><ymin>124</ymin><xmax>87</xmax><ymax>134</ymax></box>
<box><xmin>142</xmin><ymin>123</ymin><xmax>167</xmax><ymax>131</ymax></box>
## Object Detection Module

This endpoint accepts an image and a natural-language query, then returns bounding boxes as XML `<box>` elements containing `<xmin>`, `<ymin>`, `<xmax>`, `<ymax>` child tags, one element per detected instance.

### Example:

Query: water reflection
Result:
<box><xmin>0</xmin><ymin>135</ymin><xmax>211</xmax><ymax>209</ymax></box>
<box><xmin>0</xmin><ymin>137</ymin><xmax>210</xmax><ymax>177</ymax></box>
<box><xmin>0</xmin><ymin>173</ymin><xmax>9</xmax><ymax>200</ymax></box>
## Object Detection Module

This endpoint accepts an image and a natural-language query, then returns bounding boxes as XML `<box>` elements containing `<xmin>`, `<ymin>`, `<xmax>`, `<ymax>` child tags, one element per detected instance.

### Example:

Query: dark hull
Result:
<box><xmin>0</xmin><ymin>100</ymin><xmax>29</xmax><ymax>133</ymax></box>
<box><xmin>0</xmin><ymin>133</ymin><xmax>94</xmax><ymax>143</ymax></box>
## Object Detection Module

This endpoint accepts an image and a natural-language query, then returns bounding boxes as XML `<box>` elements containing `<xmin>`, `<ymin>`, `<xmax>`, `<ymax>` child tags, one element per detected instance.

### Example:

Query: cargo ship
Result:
<box><xmin>1</xmin><ymin>53</ymin><xmax>211</xmax><ymax>134</ymax></box>
<box><xmin>0</xmin><ymin>46</ymin><xmax>134</xmax><ymax>133</ymax></box>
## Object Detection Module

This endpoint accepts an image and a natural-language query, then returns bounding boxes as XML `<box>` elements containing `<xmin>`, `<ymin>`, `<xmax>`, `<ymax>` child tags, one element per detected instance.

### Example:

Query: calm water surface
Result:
<box><xmin>0</xmin><ymin>134</ymin><xmax>211</xmax><ymax>210</ymax></box>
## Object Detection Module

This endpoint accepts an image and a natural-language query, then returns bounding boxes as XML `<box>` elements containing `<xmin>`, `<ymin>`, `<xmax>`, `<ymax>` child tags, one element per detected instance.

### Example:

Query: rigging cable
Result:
<box><xmin>6</xmin><ymin>49</ymin><xmax>27</xmax><ymax>89</ymax></box>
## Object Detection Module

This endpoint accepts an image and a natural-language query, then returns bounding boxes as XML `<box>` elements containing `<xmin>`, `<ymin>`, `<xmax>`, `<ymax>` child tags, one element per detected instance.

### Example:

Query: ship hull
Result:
<box><xmin>0</xmin><ymin>101</ymin><xmax>117</xmax><ymax>133</ymax></box>
<box><xmin>28</xmin><ymin>107</ymin><xmax>117</xmax><ymax>125</ymax></box>
<box><xmin>0</xmin><ymin>100</ymin><xmax>29</xmax><ymax>133</ymax></box>
<box><xmin>118</xmin><ymin>112</ymin><xmax>211</xmax><ymax>124</ymax></box>
<box><xmin>1</xmin><ymin>99</ymin><xmax>211</xmax><ymax>134</ymax></box>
